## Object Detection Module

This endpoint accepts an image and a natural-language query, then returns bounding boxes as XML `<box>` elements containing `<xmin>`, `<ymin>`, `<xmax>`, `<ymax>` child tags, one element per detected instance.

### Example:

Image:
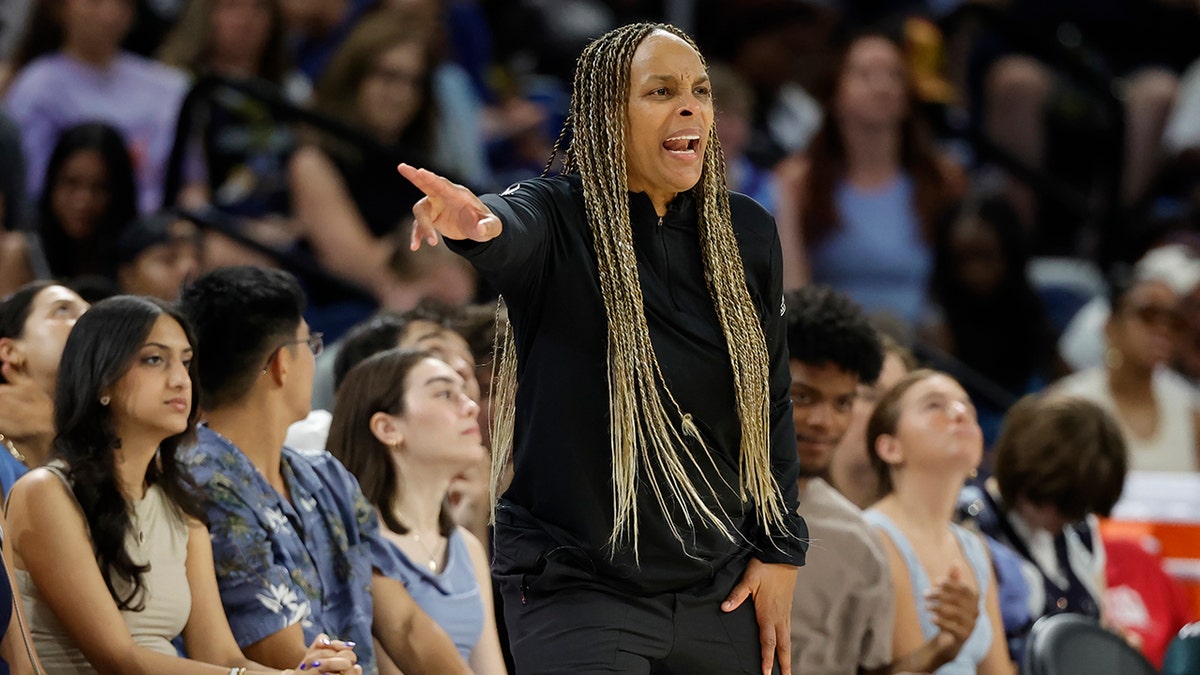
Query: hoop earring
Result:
<box><xmin>99</xmin><ymin>395</ymin><xmax>111</xmax><ymax>406</ymax></box>
<box><xmin>1104</xmin><ymin>347</ymin><xmax>1123</xmax><ymax>370</ymax></box>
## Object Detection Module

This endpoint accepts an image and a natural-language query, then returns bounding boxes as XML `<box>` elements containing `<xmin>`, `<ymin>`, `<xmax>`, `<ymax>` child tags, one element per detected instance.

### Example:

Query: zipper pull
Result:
<box><xmin>657</xmin><ymin>216</ymin><xmax>664</xmax><ymax>227</ymax></box>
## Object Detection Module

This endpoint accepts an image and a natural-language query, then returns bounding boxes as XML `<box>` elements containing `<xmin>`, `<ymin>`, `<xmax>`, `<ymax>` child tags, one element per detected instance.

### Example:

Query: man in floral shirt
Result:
<box><xmin>178</xmin><ymin>266</ymin><xmax>468</xmax><ymax>675</ymax></box>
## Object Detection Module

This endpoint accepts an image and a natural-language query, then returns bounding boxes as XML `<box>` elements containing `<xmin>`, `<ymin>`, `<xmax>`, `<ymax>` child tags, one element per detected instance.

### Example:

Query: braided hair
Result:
<box><xmin>490</xmin><ymin>23</ymin><xmax>786</xmax><ymax>557</ymax></box>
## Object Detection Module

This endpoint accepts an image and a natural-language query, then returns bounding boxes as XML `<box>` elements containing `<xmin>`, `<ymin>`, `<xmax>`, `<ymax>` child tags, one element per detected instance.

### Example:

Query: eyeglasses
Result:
<box><xmin>260</xmin><ymin>332</ymin><xmax>324</xmax><ymax>373</ymax></box>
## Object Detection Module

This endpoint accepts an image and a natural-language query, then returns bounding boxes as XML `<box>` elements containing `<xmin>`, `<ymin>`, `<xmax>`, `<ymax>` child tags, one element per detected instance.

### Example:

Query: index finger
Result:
<box><xmin>397</xmin><ymin>163</ymin><xmax>457</xmax><ymax>200</ymax></box>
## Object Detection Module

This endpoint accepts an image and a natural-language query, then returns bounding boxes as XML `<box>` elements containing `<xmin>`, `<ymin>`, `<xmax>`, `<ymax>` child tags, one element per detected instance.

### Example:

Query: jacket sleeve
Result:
<box><xmin>753</xmin><ymin>222</ymin><xmax>809</xmax><ymax>567</ymax></box>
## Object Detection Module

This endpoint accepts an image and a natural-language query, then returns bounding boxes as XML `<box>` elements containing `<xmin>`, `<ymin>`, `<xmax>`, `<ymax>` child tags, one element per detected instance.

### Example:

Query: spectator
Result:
<box><xmin>290</xmin><ymin>11</ymin><xmax>476</xmax><ymax>312</ymax></box>
<box><xmin>785</xmin><ymin>285</ymin><xmax>981</xmax><ymax>674</ymax></box>
<box><xmin>827</xmin><ymin>333</ymin><xmax>914</xmax><ymax>511</ymax></box>
<box><xmin>709</xmin><ymin>62</ymin><xmax>781</xmax><ymax>216</ymax></box>
<box><xmin>959</xmin><ymin>395</ymin><xmax>1126</xmax><ymax>638</ymax></box>
<box><xmin>923</xmin><ymin>194</ymin><xmax>1058</xmax><ymax>442</ymax></box>
<box><xmin>177</xmin><ymin>266</ymin><xmax>469</xmax><ymax>675</ymax></box>
<box><xmin>866</xmin><ymin>369</ymin><xmax>1016</xmax><ymax>674</ymax></box>
<box><xmin>5</xmin><ymin>295</ymin><xmax>356</xmax><ymax>674</ymax></box>
<box><xmin>0</xmin><ymin>281</ymin><xmax>88</xmax><ymax>491</ymax></box>
<box><xmin>327</xmin><ymin>348</ymin><xmax>506</xmax><ymax>673</ymax></box>
<box><xmin>158</xmin><ymin>0</ymin><xmax>304</xmax><ymax>214</ymax></box>
<box><xmin>5</xmin><ymin>0</ymin><xmax>189</xmax><ymax>212</ymax></box>
<box><xmin>115</xmin><ymin>212</ymin><xmax>200</xmax><ymax>301</ymax></box>
<box><xmin>34</xmin><ymin>123</ymin><xmax>138</xmax><ymax>287</ymax></box>
<box><xmin>775</xmin><ymin>29</ymin><xmax>963</xmax><ymax>326</ymax></box>
<box><xmin>1054</xmin><ymin>273</ymin><xmax>1200</xmax><ymax>472</ymax></box>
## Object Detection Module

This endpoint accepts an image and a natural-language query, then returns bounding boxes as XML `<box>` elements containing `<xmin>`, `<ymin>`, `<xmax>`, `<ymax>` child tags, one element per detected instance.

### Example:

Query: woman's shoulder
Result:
<box><xmin>6</xmin><ymin>464</ymin><xmax>84</xmax><ymax>529</ymax></box>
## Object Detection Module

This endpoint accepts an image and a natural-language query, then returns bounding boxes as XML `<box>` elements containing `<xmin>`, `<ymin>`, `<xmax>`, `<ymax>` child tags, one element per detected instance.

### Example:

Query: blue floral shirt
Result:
<box><xmin>181</xmin><ymin>425</ymin><xmax>404</xmax><ymax>675</ymax></box>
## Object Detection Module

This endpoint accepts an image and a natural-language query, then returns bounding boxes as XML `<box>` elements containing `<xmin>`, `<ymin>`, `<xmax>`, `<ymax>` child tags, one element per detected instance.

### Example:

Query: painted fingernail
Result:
<box><xmin>299</xmin><ymin>665</ymin><xmax>308</xmax><ymax>671</ymax></box>
<box><xmin>321</xmin><ymin>637</ymin><xmax>331</xmax><ymax>646</ymax></box>
<box><xmin>345</xmin><ymin>641</ymin><xmax>356</xmax><ymax>648</ymax></box>
<box><xmin>312</xmin><ymin>662</ymin><xmax>321</xmax><ymax>668</ymax></box>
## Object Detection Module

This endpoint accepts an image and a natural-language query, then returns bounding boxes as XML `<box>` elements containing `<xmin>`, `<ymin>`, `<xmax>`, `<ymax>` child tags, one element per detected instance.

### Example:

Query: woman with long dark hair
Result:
<box><xmin>775</xmin><ymin>30</ymin><xmax>963</xmax><ymax>326</ymax></box>
<box><xmin>35</xmin><ymin>123</ymin><xmax>138</xmax><ymax>286</ymax></box>
<box><xmin>4</xmin><ymin>296</ymin><xmax>359</xmax><ymax>674</ymax></box>
<box><xmin>327</xmin><ymin>348</ymin><xmax>505</xmax><ymax>674</ymax></box>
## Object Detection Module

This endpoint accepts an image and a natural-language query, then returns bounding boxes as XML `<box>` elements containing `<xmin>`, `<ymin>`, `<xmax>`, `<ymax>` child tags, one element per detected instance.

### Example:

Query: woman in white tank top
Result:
<box><xmin>4</xmin><ymin>296</ymin><xmax>358</xmax><ymax>675</ymax></box>
<box><xmin>1054</xmin><ymin>276</ymin><xmax>1200</xmax><ymax>473</ymax></box>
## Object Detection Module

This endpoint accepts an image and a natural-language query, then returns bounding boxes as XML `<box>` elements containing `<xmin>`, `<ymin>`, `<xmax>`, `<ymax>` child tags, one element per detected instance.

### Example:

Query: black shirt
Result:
<box><xmin>450</xmin><ymin>174</ymin><xmax>806</xmax><ymax>595</ymax></box>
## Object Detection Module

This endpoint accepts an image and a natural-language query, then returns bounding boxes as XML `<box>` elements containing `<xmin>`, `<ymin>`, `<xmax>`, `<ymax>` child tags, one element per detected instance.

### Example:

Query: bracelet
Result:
<box><xmin>228</xmin><ymin>668</ymin><xmax>247</xmax><ymax>675</ymax></box>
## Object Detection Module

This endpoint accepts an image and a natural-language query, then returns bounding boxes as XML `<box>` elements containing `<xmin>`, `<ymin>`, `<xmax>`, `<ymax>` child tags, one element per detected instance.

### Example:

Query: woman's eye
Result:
<box><xmin>144</xmin><ymin>355</ymin><xmax>163</xmax><ymax>366</ymax></box>
<box><xmin>652</xmin><ymin>87</ymin><xmax>669</xmax><ymax>96</ymax></box>
<box><xmin>182</xmin><ymin>359</ymin><xmax>193</xmax><ymax>370</ymax></box>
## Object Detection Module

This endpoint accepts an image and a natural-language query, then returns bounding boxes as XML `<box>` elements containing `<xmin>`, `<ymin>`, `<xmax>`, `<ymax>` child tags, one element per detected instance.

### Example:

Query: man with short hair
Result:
<box><xmin>178</xmin><ymin>266</ymin><xmax>468</xmax><ymax>675</ymax></box>
<box><xmin>785</xmin><ymin>286</ymin><xmax>978</xmax><ymax>674</ymax></box>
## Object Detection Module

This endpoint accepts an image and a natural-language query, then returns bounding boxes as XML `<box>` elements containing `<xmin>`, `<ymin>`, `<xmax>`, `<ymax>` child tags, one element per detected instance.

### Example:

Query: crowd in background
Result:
<box><xmin>1</xmin><ymin>0</ymin><xmax>1200</xmax><ymax>673</ymax></box>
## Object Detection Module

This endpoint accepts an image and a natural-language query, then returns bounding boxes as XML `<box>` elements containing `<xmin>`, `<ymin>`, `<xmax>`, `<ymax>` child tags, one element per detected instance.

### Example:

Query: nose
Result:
<box><xmin>678</xmin><ymin>92</ymin><xmax>701</xmax><ymax>117</ymax></box>
<box><xmin>805</xmin><ymin>403</ymin><xmax>833</xmax><ymax>430</ymax></box>
<box><xmin>947</xmin><ymin>400</ymin><xmax>970</xmax><ymax>421</ymax></box>
<box><xmin>461</xmin><ymin>393</ymin><xmax>480</xmax><ymax>417</ymax></box>
<box><xmin>169</xmin><ymin>359</ymin><xmax>190</xmax><ymax>389</ymax></box>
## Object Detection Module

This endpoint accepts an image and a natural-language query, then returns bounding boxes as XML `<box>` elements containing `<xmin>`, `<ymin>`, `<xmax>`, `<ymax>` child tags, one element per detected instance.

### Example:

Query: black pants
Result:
<box><xmin>495</xmin><ymin>552</ymin><xmax>777</xmax><ymax>674</ymax></box>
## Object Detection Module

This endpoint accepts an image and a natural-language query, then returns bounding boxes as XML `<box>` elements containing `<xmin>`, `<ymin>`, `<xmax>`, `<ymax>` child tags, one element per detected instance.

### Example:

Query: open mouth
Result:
<box><xmin>663</xmin><ymin>135</ymin><xmax>701</xmax><ymax>155</ymax></box>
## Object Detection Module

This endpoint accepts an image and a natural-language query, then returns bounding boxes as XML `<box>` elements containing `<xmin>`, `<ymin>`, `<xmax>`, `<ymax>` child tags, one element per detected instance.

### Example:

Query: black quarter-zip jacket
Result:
<box><xmin>448</xmin><ymin>174</ymin><xmax>807</xmax><ymax>595</ymax></box>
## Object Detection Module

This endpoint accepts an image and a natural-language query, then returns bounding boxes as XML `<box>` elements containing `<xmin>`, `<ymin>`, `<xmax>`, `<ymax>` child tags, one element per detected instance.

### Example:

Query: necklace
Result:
<box><xmin>0</xmin><ymin>433</ymin><xmax>25</xmax><ymax>464</ymax></box>
<box><xmin>409</xmin><ymin>530</ymin><xmax>445</xmax><ymax>572</ymax></box>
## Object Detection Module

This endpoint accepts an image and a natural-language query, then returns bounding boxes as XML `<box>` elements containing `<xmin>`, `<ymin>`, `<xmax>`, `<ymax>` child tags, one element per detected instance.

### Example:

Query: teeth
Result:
<box><xmin>666</xmin><ymin>135</ymin><xmax>700</xmax><ymax>142</ymax></box>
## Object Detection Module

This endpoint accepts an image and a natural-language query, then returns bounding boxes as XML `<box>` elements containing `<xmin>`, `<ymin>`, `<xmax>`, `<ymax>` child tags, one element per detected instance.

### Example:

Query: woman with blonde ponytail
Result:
<box><xmin>400</xmin><ymin>22</ymin><xmax>807</xmax><ymax>675</ymax></box>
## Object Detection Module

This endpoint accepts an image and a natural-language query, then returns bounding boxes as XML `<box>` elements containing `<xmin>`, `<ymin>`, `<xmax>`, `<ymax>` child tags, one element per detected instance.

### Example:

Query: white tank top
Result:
<box><xmin>1054</xmin><ymin>367</ymin><xmax>1198</xmax><ymax>473</ymax></box>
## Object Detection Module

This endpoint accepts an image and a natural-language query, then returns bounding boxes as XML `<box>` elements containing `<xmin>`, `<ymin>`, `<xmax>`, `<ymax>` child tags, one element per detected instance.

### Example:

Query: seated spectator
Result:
<box><xmin>5</xmin><ymin>295</ymin><xmax>354</xmax><ymax>674</ymax></box>
<box><xmin>785</xmin><ymin>286</ymin><xmax>980</xmax><ymax>674</ymax></box>
<box><xmin>0</xmin><ymin>281</ymin><xmax>88</xmax><ymax>492</ymax></box>
<box><xmin>4</xmin><ymin>0</ymin><xmax>189</xmax><ymax>212</ymax></box>
<box><xmin>708</xmin><ymin>63</ymin><xmax>781</xmax><ymax>216</ymax></box>
<box><xmin>34</xmin><ymin>123</ymin><xmax>138</xmax><ymax>290</ymax></box>
<box><xmin>866</xmin><ymin>369</ymin><xmax>1016</xmax><ymax>674</ymax></box>
<box><xmin>774</xmin><ymin>29</ymin><xmax>963</xmax><ymax>325</ymax></box>
<box><xmin>287</xmin><ymin>304</ymin><xmax>487</xmax><ymax>542</ymax></box>
<box><xmin>1054</xmin><ymin>272</ymin><xmax>1200</xmax><ymax>472</ymax></box>
<box><xmin>177</xmin><ymin>266</ymin><xmax>469</xmax><ymax>675</ymax></box>
<box><xmin>328</xmin><ymin>348</ymin><xmax>505</xmax><ymax>673</ymax></box>
<box><xmin>115</xmin><ymin>212</ymin><xmax>200</xmax><ymax>301</ymax></box>
<box><xmin>158</xmin><ymin>0</ymin><xmax>306</xmax><ymax>214</ymax></box>
<box><xmin>922</xmin><ymin>194</ymin><xmax>1058</xmax><ymax>442</ymax></box>
<box><xmin>827</xmin><ymin>333</ymin><xmax>913</xmax><ymax>511</ymax></box>
<box><xmin>289</xmin><ymin>11</ymin><xmax>477</xmax><ymax>312</ymax></box>
<box><xmin>959</xmin><ymin>394</ymin><xmax>1127</xmax><ymax>660</ymax></box>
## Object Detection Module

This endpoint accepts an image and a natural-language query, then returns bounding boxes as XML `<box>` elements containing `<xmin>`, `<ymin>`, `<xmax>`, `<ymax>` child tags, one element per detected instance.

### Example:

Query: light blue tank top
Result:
<box><xmin>865</xmin><ymin>510</ymin><xmax>992</xmax><ymax>674</ymax></box>
<box><xmin>392</xmin><ymin>528</ymin><xmax>484</xmax><ymax>661</ymax></box>
<box><xmin>808</xmin><ymin>174</ymin><xmax>932</xmax><ymax>326</ymax></box>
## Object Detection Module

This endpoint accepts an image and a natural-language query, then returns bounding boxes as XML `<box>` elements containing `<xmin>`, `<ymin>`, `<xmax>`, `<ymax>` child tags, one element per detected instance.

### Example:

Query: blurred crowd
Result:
<box><xmin>2</xmin><ymin>0</ymin><xmax>1200</xmax><ymax>673</ymax></box>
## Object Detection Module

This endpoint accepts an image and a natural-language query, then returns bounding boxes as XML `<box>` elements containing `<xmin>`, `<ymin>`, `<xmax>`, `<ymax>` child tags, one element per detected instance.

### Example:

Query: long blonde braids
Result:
<box><xmin>489</xmin><ymin>23</ymin><xmax>788</xmax><ymax>558</ymax></box>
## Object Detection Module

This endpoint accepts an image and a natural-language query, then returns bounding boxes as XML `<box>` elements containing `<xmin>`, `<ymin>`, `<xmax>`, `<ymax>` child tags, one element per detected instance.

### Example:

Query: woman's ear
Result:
<box><xmin>0</xmin><ymin>337</ymin><xmax>22</xmax><ymax>369</ymax></box>
<box><xmin>369</xmin><ymin>411</ymin><xmax>403</xmax><ymax>449</ymax></box>
<box><xmin>875</xmin><ymin>433</ymin><xmax>903</xmax><ymax>469</ymax></box>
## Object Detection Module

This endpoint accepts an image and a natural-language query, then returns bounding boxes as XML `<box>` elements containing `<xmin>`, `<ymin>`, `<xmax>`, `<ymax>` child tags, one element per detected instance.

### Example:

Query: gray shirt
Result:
<box><xmin>792</xmin><ymin>478</ymin><xmax>894</xmax><ymax>674</ymax></box>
